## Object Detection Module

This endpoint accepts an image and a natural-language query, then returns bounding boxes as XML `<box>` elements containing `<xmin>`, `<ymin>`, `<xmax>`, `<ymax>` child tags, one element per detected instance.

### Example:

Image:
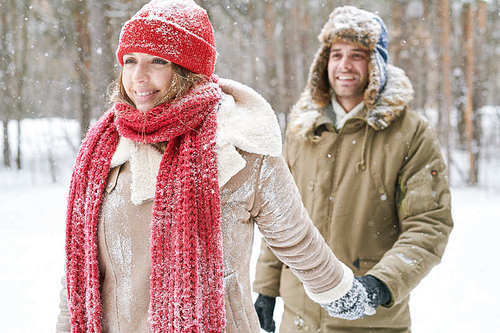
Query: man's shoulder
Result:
<box><xmin>388</xmin><ymin>108</ymin><xmax>435</xmax><ymax>138</ymax></box>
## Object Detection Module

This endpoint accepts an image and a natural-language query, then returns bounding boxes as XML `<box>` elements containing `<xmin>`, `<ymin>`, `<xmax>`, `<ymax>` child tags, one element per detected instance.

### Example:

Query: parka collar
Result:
<box><xmin>288</xmin><ymin>64</ymin><xmax>414</xmax><ymax>139</ymax></box>
<box><xmin>110</xmin><ymin>78</ymin><xmax>282</xmax><ymax>204</ymax></box>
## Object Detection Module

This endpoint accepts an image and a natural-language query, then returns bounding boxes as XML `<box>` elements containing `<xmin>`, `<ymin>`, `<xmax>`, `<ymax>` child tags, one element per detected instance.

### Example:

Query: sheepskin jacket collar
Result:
<box><xmin>110</xmin><ymin>78</ymin><xmax>282</xmax><ymax>205</ymax></box>
<box><xmin>288</xmin><ymin>64</ymin><xmax>414</xmax><ymax>138</ymax></box>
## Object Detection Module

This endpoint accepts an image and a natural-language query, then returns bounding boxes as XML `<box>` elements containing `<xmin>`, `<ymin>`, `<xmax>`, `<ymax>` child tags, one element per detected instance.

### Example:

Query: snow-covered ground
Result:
<box><xmin>1</xmin><ymin>118</ymin><xmax>500</xmax><ymax>332</ymax></box>
<box><xmin>2</xmin><ymin>172</ymin><xmax>499</xmax><ymax>332</ymax></box>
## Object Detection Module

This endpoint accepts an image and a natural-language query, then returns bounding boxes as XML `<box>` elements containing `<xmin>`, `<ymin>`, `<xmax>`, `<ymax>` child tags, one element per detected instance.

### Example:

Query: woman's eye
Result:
<box><xmin>153</xmin><ymin>58</ymin><xmax>169</xmax><ymax>65</ymax></box>
<box><xmin>124</xmin><ymin>58</ymin><xmax>135</xmax><ymax>64</ymax></box>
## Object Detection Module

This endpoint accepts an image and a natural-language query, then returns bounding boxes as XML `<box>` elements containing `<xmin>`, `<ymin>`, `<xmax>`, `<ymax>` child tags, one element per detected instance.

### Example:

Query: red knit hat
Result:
<box><xmin>116</xmin><ymin>0</ymin><xmax>217</xmax><ymax>76</ymax></box>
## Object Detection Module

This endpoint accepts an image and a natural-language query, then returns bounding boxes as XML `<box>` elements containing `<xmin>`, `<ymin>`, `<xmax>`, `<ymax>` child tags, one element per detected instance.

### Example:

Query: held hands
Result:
<box><xmin>356</xmin><ymin>275</ymin><xmax>392</xmax><ymax>309</ymax></box>
<box><xmin>321</xmin><ymin>275</ymin><xmax>391</xmax><ymax>320</ymax></box>
<box><xmin>255</xmin><ymin>276</ymin><xmax>391</xmax><ymax>328</ymax></box>
<box><xmin>320</xmin><ymin>277</ymin><xmax>375</xmax><ymax>320</ymax></box>
<box><xmin>254</xmin><ymin>294</ymin><xmax>276</xmax><ymax>332</ymax></box>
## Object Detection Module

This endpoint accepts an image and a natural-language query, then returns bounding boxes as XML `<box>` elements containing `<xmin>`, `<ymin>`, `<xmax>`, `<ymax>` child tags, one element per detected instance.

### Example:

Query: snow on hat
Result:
<box><xmin>116</xmin><ymin>0</ymin><xmax>217</xmax><ymax>76</ymax></box>
<box><xmin>308</xmin><ymin>6</ymin><xmax>389</xmax><ymax>109</ymax></box>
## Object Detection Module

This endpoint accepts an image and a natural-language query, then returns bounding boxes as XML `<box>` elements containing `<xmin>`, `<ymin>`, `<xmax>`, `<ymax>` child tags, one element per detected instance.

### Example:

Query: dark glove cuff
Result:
<box><xmin>371</xmin><ymin>276</ymin><xmax>391</xmax><ymax>306</ymax></box>
<box><xmin>356</xmin><ymin>275</ymin><xmax>392</xmax><ymax>307</ymax></box>
<box><xmin>256</xmin><ymin>294</ymin><xmax>276</xmax><ymax>309</ymax></box>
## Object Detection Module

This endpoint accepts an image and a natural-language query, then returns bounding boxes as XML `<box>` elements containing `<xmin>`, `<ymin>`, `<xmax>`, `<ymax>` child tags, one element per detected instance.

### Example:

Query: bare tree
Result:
<box><xmin>1</xmin><ymin>0</ymin><xmax>498</xmax><ymax>187</ymax></box>
<box><xmin>11</xmin><ymin>0</ymin><xmax>30</xmax><ymax>169</ymax></box>
<box><xmin>472</xmin><ymin>0</ymin><xmax>488</xmax><ymax>181</ymax></box>
<box><xmin>390</xmin><ymin>0</ymin><xmax>406</xmax><ymax>68</ymax></box>
<box><xmin>1</xmin><ymin>0</ymin><xmax>12</xmax><ymax>168</ymax></box>
<box><xmin>463</xmin><ymin>2</ymin><xmax>477</xmax><ymax>184</ymax></box>
<box><xmin>440</xmin><ymin>0</ymin><xmax>452</xmax><ymax>178</ymax></box>
<box><xmin>50</xmin><ymin>0</ymin><xmax>92</xmax><ymax>141</ymax></box>
<box><xmin>72</xmin><ymin>0</ymin><xmax>92</xmax><ymax>140</ymax></box>
<box><xmin>88</xmin><ymin>0</ymin><xmax>115</xmax><ymax>116</ymax></box>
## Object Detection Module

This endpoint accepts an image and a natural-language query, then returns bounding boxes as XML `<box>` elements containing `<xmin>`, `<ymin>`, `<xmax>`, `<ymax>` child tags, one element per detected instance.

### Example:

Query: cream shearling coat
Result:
<box><xmin>56</xmin><ymin>79</ymin><xmax>353</xmax><ymax>333</ymax></box>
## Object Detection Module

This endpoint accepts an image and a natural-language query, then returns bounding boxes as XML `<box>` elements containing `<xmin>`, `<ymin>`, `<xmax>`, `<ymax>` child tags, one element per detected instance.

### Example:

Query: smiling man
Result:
<box><xmin>328</xmin><ymin>42</ymin><xmax>369</xmax><ymax>112</ymax></box>
<box><xmin>254</xmin><ymin>6</ymin><xmax>453</xmax><ymax>333</ymax></box>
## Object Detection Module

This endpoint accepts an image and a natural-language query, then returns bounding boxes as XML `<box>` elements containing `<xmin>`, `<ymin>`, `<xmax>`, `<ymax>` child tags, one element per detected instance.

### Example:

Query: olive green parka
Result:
<box><xmin>253</xmin><ymin>64</ymin><xmax>453</xmax><ymax>332</ymax></box>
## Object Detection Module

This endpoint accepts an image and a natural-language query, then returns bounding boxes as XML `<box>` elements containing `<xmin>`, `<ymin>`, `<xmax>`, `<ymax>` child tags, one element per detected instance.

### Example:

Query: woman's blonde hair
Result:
<box><xmin>109</xmin><ymin>62</ymin><xmax>207</xmax><ymax>107</ymax></box>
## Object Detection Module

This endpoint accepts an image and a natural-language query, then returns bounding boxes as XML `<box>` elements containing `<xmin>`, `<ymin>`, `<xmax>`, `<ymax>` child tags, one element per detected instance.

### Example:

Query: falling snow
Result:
<box><xmin>0</xmin><ymin>117</ymin><xmax>498</xmax><ymax>332</ymax></box>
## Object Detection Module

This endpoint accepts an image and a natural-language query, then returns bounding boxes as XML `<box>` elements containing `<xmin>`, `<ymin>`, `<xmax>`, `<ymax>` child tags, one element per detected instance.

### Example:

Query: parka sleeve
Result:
<box><xmin>56</xmin><ymin>275</ymin><xmax>71</xmax><ymax>333</ymax></box>
<box><xmin>252</xmin><ymin>154</ymin><xmax>353</xmax><ymax>304</ymax></box>
<box><xmin>367</xmin><ymin>122</ymin><xmax>453</xmax><ymax>306</ymax></box>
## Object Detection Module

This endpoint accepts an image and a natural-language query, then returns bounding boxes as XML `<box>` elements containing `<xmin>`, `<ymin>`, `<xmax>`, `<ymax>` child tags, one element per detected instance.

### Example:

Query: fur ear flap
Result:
<box><xmin>366</xmin><ymin>65</ymin><xmax>414</xmax><ymax>130</ymax></box>
<box><xmin>307</xmin><ymin>45</ymin><xmax>332</xmax><ymax>108</ymax></box>
<box><xmin>290</xmin><ymin>65</ymin><xmax>414</xmax><ymax>136</ymax></box>
<box><xmin>287</xmin><ymin>90</ymin><xmax>322</xmax><ymax>139</ymax></box>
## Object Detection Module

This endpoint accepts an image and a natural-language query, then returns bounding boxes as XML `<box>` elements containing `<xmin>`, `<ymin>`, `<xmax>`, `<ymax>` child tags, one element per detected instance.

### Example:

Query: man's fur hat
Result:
<box><xmin>290</xmin><ymin>6</ymin><xmax>414</xmax><ymax>137</ymax></box>
<box><xmin>308</xmin><ymin>6</ymin><xmax>389</xmax><ymax>109</ymax></box>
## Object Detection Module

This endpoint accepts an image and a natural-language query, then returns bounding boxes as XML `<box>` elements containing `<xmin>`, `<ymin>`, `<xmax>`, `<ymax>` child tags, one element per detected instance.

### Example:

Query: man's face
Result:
<box><xmin>327</xmin><ymin>42</ymin><xmax>369</xmax><ymax>109</ymax></box>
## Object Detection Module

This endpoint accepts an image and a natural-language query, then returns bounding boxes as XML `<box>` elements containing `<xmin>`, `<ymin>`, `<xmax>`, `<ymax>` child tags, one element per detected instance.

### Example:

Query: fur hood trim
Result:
<box><xmin>110</xmin><ymin>78</ymin><xmax>282</xmax><ymax>204</ymax></box>
<box><xmin>319</xmin><ymin>6</ymin><xmax>382</xmax><ymax>50</ymax></box>
<box><xmin>289</xmin><ymin>64</ymin><xmax>414</xmax><ymax>138</ymax></box>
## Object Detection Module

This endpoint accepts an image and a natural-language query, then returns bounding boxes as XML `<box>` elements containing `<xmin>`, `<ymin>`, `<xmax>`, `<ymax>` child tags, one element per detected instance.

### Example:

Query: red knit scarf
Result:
<box><xmin>65</xmin><ymin>77</ymin><xmax>225</xmax><ymax>333</ymax></box>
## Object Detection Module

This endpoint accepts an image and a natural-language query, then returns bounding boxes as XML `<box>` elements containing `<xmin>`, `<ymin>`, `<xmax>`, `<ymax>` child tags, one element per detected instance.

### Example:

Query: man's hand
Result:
<box><xmin>254</xmin><ymin>294</ymin><xmax>276</xmax><ymax>332</ymax></box>
<box><xmin>356</xmin><ymin>275</ymin><xmax>392</xmax><ymax>308</ymax></box>
<box><xmin>320</xmin><ymin>278</ymin><xmax>376</xmax><ymax>320</ymax></box>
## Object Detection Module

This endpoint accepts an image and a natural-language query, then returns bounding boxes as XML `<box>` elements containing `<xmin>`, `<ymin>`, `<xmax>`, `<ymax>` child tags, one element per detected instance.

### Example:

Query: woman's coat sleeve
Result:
<box><xmin>252</xmin><ymin>155</ymin><xmax>353</xmax><ymax>303</ymax></box>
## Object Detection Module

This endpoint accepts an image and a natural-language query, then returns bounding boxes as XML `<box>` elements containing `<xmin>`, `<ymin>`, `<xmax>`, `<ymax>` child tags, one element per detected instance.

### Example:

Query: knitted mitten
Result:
<box><xmin>320</xmin><ymin>278</ymin><xmax>376</xmax><ymax>320</ymax></box>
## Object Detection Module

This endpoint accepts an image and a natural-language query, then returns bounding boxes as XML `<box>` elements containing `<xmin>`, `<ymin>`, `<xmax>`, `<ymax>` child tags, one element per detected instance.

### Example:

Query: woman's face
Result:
<box><xmin>122</xmin><ymin>52</ymin><xmax>174</xmax><ymax>111</ymax></box>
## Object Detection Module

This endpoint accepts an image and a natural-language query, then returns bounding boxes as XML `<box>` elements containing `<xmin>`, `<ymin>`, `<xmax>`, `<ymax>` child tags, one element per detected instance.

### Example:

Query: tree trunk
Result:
<box><xmin>416</xmin><ymin>0</ymin><xmax>431</xmax><ymax>113</ymax></box>
<box><xmin>16</xmin><ymin>119</ymin><xmax>21</xmax><ymax>169</ymax></box>
<box><xmin>2</xmin><ymin>120</ymin><xmax>10</xmax><ymax>168</ymax></box>
<box><xmin>492</xmin><ymin>0</ymin><xmax>500</xmax><ymax>106</ymax></box>
<box><xmin>248</xmin><ymin>3</ymin><xmax>258</xmax><ymax>88</ymax></box>
<box><xmin>390</xmin><ymin>0</ymin><xmax>404</xmax><ymax>67</ymax></box>
<box><xmin>464</xmin><ymin>2</ymin><xmax>477</xmax><ymax>184</ymax></box>
<box><xmin>471</xmin><ymin>0</ymin><xmax>487</xmax><ymax>184</ymax></box>
<box><xmin>263</xmin><ymin>1</ymin><xmax>278</xmax><ymax>108</ymax></box>
<box><xmin>72</xmin><ymin>0</ymin><xmax>92</xmax><ymax>141</ymax></box>
<box><xmin>297</xmin><ymin>0</ymin><xmax>309</xmax><ymax>94</ymax></box>
<box><xmin>14</xmin><ymin>0</ymin><xmax>30</xmax><ymax>170</ymax></box>
<box><xmin>88</xmin><ymin>0</ymin><xmax>114</xmax><ymax>116</ymax></box>
<box><xmin>281</xmin><ymin>1</ymin><xmax>295</xmax><ymax>115</ymax></box>
<box><xmin>1</xmin><ymin>0</ymin><xmax>11</xmax><ymax>168</ymax></box>
<box><xmin>455</xmin><ymin>4</ymin><xmax>469</xmax><ymax>148</ymax></box>
<box><xmin>440</xmin><ymin>0</ymin><xmax>452</xmax><ymax>179</ymax></box>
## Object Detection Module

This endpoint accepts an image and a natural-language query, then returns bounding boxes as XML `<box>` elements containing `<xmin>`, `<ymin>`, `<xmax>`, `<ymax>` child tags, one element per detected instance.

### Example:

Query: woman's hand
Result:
<box><xmin>320</xmin><ymin>278</ymin><xmax>376</xmax><ymax>320</ymax></box>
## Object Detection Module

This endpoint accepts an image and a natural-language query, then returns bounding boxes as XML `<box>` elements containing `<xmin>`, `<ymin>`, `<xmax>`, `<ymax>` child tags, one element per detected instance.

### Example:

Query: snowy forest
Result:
<box><xmin>1</xmin><ymin>0</ymin><xmax>499</xmax><ymax>186</ymax></box>
<box><xmin>1</xmin><ymin>0</ymin><xmax>500</xmax><ymax>332</ymax></box>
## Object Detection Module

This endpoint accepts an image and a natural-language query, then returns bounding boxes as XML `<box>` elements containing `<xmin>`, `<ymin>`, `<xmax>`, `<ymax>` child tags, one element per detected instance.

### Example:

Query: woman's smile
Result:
<box><xmin>122</xmin><ymin>53</ymin><xmax>173</xmax><ymax>111</ymax></box>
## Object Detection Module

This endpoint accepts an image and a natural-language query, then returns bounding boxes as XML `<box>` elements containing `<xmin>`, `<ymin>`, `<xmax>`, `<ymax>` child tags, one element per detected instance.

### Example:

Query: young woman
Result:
<box><xmin>56</xmin><ymin>1</ymin><xmax>374</xmax><ymax>332</ymax></box>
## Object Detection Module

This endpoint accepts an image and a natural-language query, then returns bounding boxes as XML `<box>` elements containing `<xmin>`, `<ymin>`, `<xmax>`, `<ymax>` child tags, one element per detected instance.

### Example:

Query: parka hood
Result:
<box><xmin>289</xmin><ymin>6</ymin><xmax>413</xmax><ymax>138</ymax></box>
<box><xmin>289</xmin><ymin>64</ymin><xmax>414</xmax><ymax>138</ymax></box>
<box><xmin>307</xmin><ymin>6</ymin><xmax>390</xmax><ymax>110</ymax></box>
